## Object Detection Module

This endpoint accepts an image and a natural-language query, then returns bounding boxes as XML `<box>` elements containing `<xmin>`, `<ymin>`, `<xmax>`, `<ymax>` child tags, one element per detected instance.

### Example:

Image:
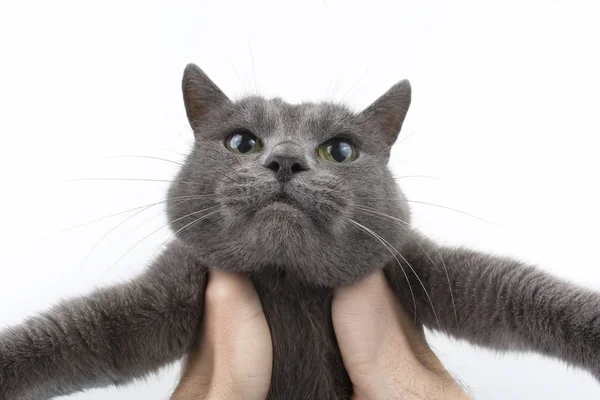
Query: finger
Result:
<box><xmin>204</xmin><ymin>269</ymin><xmax>266</xmax><ymax>340</ymax></box>
<box><xmin>334</xmin><ymin>270</ymin><xmax>469</xmax><ymax>399</ymax></box>
<box><xmin>333</xmin><ymin>270</ymin><xmax>421</xmax><ymax>379</ymax></box>
<box><xmin>383</xmin><ymin>280</ymin><xmax>453</xmax><ymax>376</ymax></box>
<box><xmin>173</xmin><ymin>269</ymin><xmax>272</xmax><ymax>400</ymax></box>
<box><xmin>334</xmin><ymin>270</ymin><xmax>449</xmax><ymax>376</ymax></box>
<box><xmin>355</xmin><ymin>270</ymin><xmax>452</xmax><ymax>376</ymax></box>
<box><xmin>181</xmin><ymin>269</ymin><xmax>262</xmax><ymax>377</ymax></box>
<box><xmin>202</xmin><ymin>269</ymin><xmax>272</xmax><ymax>399</ymax></box>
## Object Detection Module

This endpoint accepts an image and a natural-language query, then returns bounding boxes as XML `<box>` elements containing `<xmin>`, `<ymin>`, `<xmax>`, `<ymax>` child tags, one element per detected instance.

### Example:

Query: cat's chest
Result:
<box><xmin>252</xmin><ymin>274</ymin><xmax>353</xmax><ymax>400</ymax></box>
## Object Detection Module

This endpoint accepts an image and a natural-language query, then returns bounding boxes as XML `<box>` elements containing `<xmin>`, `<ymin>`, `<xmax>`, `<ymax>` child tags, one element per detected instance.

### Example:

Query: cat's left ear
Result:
<box><xmin>358</xmin><ymin>80</ymin><xmax>411</xmax><ymax>146</ymax></box>
<box><xmin>182</xmin><ymin>64</ymin><xmax>231</xmax><ymax>130</ymax></box>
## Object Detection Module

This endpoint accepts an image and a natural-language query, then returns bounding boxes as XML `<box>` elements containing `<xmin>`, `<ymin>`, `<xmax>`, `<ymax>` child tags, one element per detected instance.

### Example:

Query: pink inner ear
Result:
<box><xmin>361</xmin><ymin>80</ymin><xmax>411</xmax><ymax>145</ymax></box>
<box><xmin>384</xmin><ymin>113</ymin><xmax>403</xmax><ymax>137</ymax></box>
<box><xmin>184</xmin><ymin>88</ymin><xmax>205</xmax><ymax>116</ymax></box>
<box><xmin>181</xmin><ymin>64</ymin><xmax>230</xmax><ymax>129</ymax></box>
<box><xmin>183</xmin><ymin>92</ymin><xmax>206</xmax><ymax>129</ymax></box>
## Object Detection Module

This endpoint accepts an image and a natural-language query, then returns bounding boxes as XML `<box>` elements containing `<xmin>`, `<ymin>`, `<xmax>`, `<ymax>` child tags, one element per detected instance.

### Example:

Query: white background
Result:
<box><xmin>1</xmin><ymin>0</ymin><xmax>599</xmax><ymax>398</ymax></box>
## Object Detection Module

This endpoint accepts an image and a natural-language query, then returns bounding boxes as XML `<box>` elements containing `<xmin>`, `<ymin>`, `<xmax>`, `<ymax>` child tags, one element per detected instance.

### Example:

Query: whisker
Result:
<box><xmin>355</xmin><ymin>206</ymin><xmax>457</xmax><ymax>325</ymax></box>
<box><xmin>78</xmin><ymin>197</ymin><xmax>196</xmax><ymax>268</ymax></box>
<box><xmin>332</xmin><ymin>175</ymin><xmax>351</xmax><ymax>190</ymax></box>
<box><xmin>101</xmin><ymin>206</ymin><xmax>220</xmax><ymax>277</ymax></box>
<box><xmin>48</xmin><ymin>194</ymin><xmax>220</xmax><ymax>236</ymax></box>
<box><xmin>248</xmin><ymin>41</ymin><xmax>261</xmax><ymax>95</ymax></box>
<box><xmin>410</xmin><ymin>226</ymin><xmax>457</xmax><ymax>326</ymax></box>
<box><xmin>349</xmin><ymin>218</ymin><xmax>441</xmax><ymax>329</ymax></box>
<box><xmin>329</xmin><ymin>74</ymin><xmax>343</xmax><ymax>102</ymax></box>
<box><xmin>339</xmin><ymin>68</ymin><xmax>370</xmax><ymax>104</ymax></box>
<box><xmin>168</xmin><ymin>107</ymin><xmax>195</xmax><ymax>136</ymax></box>
<box><xmin>49</xmin><ymin>200</ymin><xmax>168</xmax><ymax>235</ymax></box>
<box><xmin>60</xmin><ymin>173</ymin><xmax>238</xmax><ymax>188</ymax></box>
<box><xmin>202</xmin><ymin>164</ymin><xmax>240</xmax><ymax>184</ymax></box>
<box><xmin>355</xmin><ymin>205</ymin><xmax>410</xmax><ymax>224</ymax></box>
<box><xmin>146</xmin><ymin>209</ymin><xmax>221</xmax><ymax>264</ymax></box>
<box><xmin>403</xmin><ymin>199</ymin><xmax>497</xmax><ymax>225</ymax></box>
<box><xmin>224</xmin><ymin>162</ymin><xmax>242</xmax><ymax>180</ymax></box>
<box><xmin>360</xmin><ymin>197</ymin><xmax>496</xmax><ymax>225</ymax></box>
<box><xmin>232</xmin><ymin>154</ymin><xmax>246</xmax><ymax>172</ymax></box>
<box><xmin>392</xmin><ymin>174</ymin><xmax>441</xmax><ymax>181</ymax></box>
<box><xmin>106</xmin><ymin>155</ymin><xmax>184</xmax><ymax>166</ymax></box>
<box><xmin>230</xmin><ymin>61</ymin><xmax>249</xmax><ymax>94</ymax></box>
<box><xmin>324</xmin><ymin>172</ymin><xmax>341</xmax><ymax>187</ymax></box>
<box><xmin>160</xmin><ymin>149</ymin><xmax>189</xmax><ymax>158</ymax></box>
<box><xmin>204</xmin><ymin>170</ymin><xmax>240</xmax><ymax>186</ymax></box>
<box><xmin>395</xmin><ymin>130</ymin><xmax>417</xmax><ymax>145</ymax></box>
<box><xmin>347</xmin><ymin>218</ymin><xmax>417</xmax><ymax>323</ymax></box>
<box><xmin>59</xmin><ymin>178</ymin><xmax>194</xmax><ymax>185</ymax></box>
<box><xmin>328</xmin><ymin>173</ymin><xmax>353</xmax><ymax>190</ymax></box>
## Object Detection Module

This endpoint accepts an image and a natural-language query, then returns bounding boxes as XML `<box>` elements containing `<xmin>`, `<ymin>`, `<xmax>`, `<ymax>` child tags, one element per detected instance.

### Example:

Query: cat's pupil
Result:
<box><xmin>230</xmin><ymin>133</ymin><xmax>256</xmax><ymax>153</ymax></box>
<box><xmin>330</xmin><ymin>141</ymin><xmax>352</xmax><ymax>162</ymax></box>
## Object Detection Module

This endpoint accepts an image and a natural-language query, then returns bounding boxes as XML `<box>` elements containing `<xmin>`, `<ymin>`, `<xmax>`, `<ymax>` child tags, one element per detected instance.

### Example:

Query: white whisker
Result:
<box><xmin>349</xmin><ymin>218</ymin><xmax>441</xmax><ymax>329</ymax></box>
<box><xmin>146</xmin><ymin>209</ymin><xmax>221</xmax><ymax>264</ymax></box>
<box><xmin>100</xmin><ymin>206</ymin><xmax>220</xmax><ymax>278</ymax></box>
<box><xmin>106</xmin><ymin>155</ymin><xmax>184</xmax><ymax>166</ymax></box>
<box><xmin>60</xmin><ymin>177</ymin><xmax>194</xmax><ymax>185</ymax></box>
<box><xmin>79</xmin><ymin>197</ymin><xmax>197</xmax><ymax>268</ymax></box>
<box><xmin>360</xmin><ymin>197</ymin><xmax>496</xmax><ymax>225</ymax></box>
<box><xmin>48</xmin><ymin>194</ymin><xmax>220</xmax><ymax>236</ymax></box>
<box><xmin>348</xmin><ymin>218</ymin><xmax>417</xmax><ymax>324</ymax></box>
<box><xmin>356</xmin><ymin>206</ymin><xmax>457</xmax><ymax>325</ymax></box>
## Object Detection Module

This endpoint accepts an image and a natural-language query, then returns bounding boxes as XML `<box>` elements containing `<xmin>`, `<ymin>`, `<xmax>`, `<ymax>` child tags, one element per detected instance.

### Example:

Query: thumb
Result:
<box><xmin>175</xmin><ymin>269</ymin><xmax>272</xmax><ymax>400</ymax></box>
<box><xmin>332</xmin><ymin>270</ymin><xmax>421</xmax><ymax>381</ymax></box>
<box><xmin>203</xmin><ymin>269</ymin><xmax>272</xmax><ymax>397</ymax></box>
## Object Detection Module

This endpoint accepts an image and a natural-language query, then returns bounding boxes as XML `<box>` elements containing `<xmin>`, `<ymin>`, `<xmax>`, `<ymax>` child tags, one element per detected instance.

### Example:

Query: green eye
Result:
<box><xmin>226</xmin><ymin>130</ymin><xmax>262</xmax><ymax>154</ymax></box>
<box><xmin>317</xmin><ymin>138</ymin><xmax>357</xmax><ymax>163</ymax></box>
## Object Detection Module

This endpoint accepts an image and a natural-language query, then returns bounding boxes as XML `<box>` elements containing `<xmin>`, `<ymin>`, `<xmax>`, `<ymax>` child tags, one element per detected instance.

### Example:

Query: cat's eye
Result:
<box><xmin>317</xmin><ymin>138</ymin><xmax>357</xmax><ymax>163</ymax></box>
<box><xmin>225</xmin><ymin>130</ymin><xmax>262</xmax><ymax>154</ymax></box>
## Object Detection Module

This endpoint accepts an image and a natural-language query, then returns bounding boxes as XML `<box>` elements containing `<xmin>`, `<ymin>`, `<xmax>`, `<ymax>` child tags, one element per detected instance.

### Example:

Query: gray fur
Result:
<box><xmin>1</xmin><ymin>64</ymin><xmax>599</xmax><ymax>399</ymax></box>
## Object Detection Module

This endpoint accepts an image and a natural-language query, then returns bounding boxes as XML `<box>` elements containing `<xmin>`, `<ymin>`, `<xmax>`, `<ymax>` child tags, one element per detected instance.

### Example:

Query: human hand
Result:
<box><xmin>333</xmin><ymin>270</ymin><xmax>471</xmax><ymax>400</ymax></box>
<box><xmin>172</xmin><ymin>269</ymin><xmax>468</xmax><ymax>400</ymax></box>
<box><xmin>171</xmin><ymin>269</ymin><xmax>272</xmax><ymax>400</ymax></box>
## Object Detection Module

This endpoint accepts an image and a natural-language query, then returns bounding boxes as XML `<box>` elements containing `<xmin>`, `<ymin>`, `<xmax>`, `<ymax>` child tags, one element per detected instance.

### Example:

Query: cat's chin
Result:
<box><xmin>255</xmin><ymin>201</ymin><xmax>304</xmax><ymax>218</ymax></box>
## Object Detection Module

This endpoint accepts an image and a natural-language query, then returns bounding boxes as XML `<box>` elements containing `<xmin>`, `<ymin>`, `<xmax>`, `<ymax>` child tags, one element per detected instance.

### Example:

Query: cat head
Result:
<box><xmin>167</xmin><ymin>64</ymin><xmax>411</xmax><ymax>287</ymax></box>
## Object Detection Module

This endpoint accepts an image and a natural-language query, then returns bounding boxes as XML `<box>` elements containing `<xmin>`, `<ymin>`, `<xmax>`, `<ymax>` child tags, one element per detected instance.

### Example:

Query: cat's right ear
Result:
<box><xmin>182</xmin><ymin>64</ymin><xmax>230</xmax><ymax>130</ymax></box>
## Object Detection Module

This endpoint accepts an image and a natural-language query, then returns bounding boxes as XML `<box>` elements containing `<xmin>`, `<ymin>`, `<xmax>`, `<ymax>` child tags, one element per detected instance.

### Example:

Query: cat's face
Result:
<box><xmin>167</xmin><ymin>64</ymin><xmax>412</xmax><ymax>287</ymax></box>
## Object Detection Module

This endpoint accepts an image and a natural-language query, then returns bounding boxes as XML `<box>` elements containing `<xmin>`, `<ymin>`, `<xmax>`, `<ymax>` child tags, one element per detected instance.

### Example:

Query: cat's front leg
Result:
<box><xmin>0</xmin><ymin>240</ymin><xmax>207</xmax><ymax>400</ymax></box>
<box><xmin>386</xmin><ymin>231</ymin><xmax>600</xmax><ymax>381</ymax></box>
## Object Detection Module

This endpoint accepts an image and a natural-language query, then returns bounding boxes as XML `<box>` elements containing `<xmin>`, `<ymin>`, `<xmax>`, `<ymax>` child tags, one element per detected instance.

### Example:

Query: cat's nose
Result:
<box><xmin>264</xmin><ymin>155</ymin><xmax>308</xmax><ymax>183</ymax></box>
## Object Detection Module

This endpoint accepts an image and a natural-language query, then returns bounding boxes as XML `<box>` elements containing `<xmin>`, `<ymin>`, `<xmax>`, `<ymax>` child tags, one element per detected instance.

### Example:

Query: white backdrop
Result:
<box><xmin>1</xmin><ymin>0</ymin><xmax>599</xmax><ymax>398</ymax></box>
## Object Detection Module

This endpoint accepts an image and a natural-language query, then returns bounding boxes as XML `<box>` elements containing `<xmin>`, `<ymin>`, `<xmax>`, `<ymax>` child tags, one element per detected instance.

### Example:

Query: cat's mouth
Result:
<box><xmin>264</xmin><ymin>190</ymin><xmax>303</xmax><ymax>211</ymax></box>
<box><xmin>271</xmin><ymin>192</ymin><xmax>294</xmax><ymax>204</ymax></box>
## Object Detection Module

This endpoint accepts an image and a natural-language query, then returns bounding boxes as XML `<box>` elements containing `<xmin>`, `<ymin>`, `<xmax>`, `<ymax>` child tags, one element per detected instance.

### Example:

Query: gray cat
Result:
<box><xmin>1</xmin><ymin>64</ymin><xmax>599</xmax><ymax>399</ymax></box>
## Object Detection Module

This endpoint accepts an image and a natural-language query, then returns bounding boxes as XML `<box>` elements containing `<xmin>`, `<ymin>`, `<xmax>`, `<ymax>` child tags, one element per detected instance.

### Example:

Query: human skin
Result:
<box><xmin>171</xmin><ymin>269</ymin><xmax>272</xmax><ymax>400</ymax></box>
<box><xmin>171</xmin><ymin>269</ymin><xmax>470</xmax><ymax>400</ymax></box>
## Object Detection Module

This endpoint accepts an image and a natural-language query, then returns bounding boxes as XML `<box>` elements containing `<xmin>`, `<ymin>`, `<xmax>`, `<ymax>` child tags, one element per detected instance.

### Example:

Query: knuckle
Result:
<box><xmin>205</xmin><ymin>278</ymin><xmax>243</xmax><ymax>305</ymax></box>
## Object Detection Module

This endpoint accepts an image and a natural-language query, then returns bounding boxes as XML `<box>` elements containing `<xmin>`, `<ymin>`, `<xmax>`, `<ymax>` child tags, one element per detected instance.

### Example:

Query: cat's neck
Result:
<box><xmin>250</xmin><ymin>268</ymin><xmax>333</xmax><ymax>301</ymax></box>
